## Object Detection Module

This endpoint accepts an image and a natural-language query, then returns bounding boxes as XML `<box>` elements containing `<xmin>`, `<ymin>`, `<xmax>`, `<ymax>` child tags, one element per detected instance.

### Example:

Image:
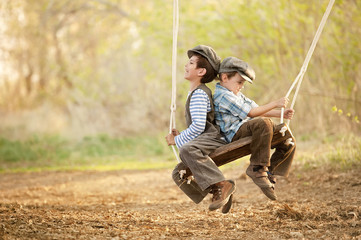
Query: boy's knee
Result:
<box><xmin>179</xmin><ymin>143</ymin><xmax>195</xmax><ymax>159</ymax></box>
<box><xmin>254</xmin><ymin>118</ymin><xmax>273</xmax><ymax>131</ymax></box>
<box><xmin>178</xmin><ymin>144</ymin><xmax>190</xmax><ymax>158</ymax></box>
<box><xmin>262</xmin><ymin>117</ymin><xmax>274</xmax><ymax>126</ymax></box>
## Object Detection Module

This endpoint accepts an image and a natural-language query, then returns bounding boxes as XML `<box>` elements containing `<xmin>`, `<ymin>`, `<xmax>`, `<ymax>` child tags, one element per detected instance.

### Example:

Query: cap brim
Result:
<box><xmin>188</xmin><ymin>49</ymin><xmax>207</xmax><ymax>60</ymax></box>
<box><xmin>239</xmin><ymin>72</ymin><xmax>253</xmax><ymax>84</ymax></box>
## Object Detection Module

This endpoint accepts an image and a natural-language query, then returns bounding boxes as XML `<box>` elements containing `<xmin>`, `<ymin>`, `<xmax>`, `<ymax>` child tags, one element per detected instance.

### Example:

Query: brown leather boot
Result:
<box><xmin>246</xmin><ymin>165</ymin><xmax>277</xmax><ymax>200</ymax></box>
<box><xmin>209</xmin><ymin>180</ymin><xmax>236</xmax><ymax>211</ymax></box>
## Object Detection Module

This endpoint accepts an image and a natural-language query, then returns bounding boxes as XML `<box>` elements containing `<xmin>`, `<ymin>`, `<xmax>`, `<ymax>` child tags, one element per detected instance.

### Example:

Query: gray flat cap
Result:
<box><xmin>219</xmin><ymin>57</ymin><xmax>255</xmax><ymax>83</ymax></box>
<box><xmin>187</xmin><ymin>45</ymin><xmax>221</xmax><ymax>73</ymax></box>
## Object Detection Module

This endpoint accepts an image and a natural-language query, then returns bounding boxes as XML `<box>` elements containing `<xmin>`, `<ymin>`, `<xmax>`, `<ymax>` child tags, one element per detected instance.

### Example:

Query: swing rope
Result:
<box><xmin>169</xmin><ymin>0</ymin><xmax>181</xmax><ymax>162</ymax></box>
<box><xmin>169</xmin><ymin>0</ymin><xmax>335</xmax><ymax>161</ymax></box>
<box><xmin>281</xmin><ymin>0</ymin><xmax>335</xmax><ymax>125</ymax></box>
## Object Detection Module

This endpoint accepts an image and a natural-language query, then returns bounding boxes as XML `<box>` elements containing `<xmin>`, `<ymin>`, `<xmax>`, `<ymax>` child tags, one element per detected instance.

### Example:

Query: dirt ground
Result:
<box><xmin>0</xmin><ymin>163</ymin><xmax>360</xmax><ymax>240</ymax></box>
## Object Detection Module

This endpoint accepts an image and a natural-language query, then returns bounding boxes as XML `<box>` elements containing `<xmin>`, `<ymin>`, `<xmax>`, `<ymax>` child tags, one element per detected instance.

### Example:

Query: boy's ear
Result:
<box><xmin>197</xmin><ymin>68</ymin><xmax>206</xmax><ymax>77</ymax></box>
<box><xmin>220</xmin><ymin>73</ymin><xmax>227</xmax><ymax>82</ymax></box>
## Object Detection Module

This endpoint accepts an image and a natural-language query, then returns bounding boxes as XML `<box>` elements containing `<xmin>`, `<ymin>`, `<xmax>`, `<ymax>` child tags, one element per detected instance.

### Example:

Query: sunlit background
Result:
<box><xmin>0</xmin><ymin>0</ymin><xmax>360</xmax><ymax>171</ymax></box>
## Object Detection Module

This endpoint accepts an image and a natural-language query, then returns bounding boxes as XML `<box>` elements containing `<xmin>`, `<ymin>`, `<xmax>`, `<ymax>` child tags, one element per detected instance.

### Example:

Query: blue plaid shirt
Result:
<box><xmin>213</xmin><ymin>83</ymin><xmax>258</xmax><ymax>142</ymax></box>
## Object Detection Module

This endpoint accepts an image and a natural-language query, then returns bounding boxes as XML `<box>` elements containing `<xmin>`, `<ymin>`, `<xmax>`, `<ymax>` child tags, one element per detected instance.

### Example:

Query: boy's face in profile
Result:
<box><xmin>221</xmin><ymin>73</ymin><xmax>246</xmax><ymax>95</ymax></box>
<box><xmin>184</xmin><ymin>55</ymin><xmax>201</xmax><ymax>81</ymax></box>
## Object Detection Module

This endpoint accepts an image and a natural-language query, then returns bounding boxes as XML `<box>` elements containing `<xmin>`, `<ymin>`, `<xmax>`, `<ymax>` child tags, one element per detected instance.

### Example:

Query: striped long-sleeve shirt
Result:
<box><xmin>175</xmin><ymin>89</ymin><xmax>211</xmax><ymax>148</ymax></box>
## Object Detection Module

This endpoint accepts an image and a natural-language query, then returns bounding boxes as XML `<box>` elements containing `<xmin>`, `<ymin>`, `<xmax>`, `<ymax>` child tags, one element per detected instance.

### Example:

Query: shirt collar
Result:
<box><xmin>216</xmin><ymin>82</ymin><xmax>232</xmax><ymax>92</ymax></box>
<box><xmin>216</xmin><ymin>82</ymin><xmax>247</xmax><ymax>98</ymax></box>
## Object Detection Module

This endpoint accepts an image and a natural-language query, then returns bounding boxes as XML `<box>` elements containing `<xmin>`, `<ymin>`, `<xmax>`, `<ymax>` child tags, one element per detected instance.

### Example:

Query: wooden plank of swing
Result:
<box><xmin>209</xmin><ymin>123</ymin><xmax>292</xmax><ymax>167</ymax></box>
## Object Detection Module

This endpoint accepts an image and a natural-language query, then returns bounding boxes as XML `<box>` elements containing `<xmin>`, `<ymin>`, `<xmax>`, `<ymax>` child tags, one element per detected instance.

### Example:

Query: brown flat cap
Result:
<box><xmin>187</xmin><ymin>45</ymin><xmax>221</xmax><ymax>73</ymax></box>
<box><xmin>219</xmin><ymin>57</ymin><xmax>255</xmax><ymax>83</ymax></box>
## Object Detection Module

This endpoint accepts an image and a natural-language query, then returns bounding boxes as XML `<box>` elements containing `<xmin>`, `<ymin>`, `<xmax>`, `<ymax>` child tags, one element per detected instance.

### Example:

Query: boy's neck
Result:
<box><xmin>189</xmin><ymin>80</ymin><xmax>202</xmax><ymax>92</ymax></box>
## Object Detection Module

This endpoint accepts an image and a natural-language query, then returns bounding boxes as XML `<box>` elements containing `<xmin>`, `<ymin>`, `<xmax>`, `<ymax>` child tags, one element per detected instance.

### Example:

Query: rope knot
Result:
<box><xmin>179</xmin><ymin>169</ymin><xmax>194</xmax><ymax>184</ymax></box>
<box><xmin>279</xmin><ymin>126</ymin><xmax>288</xmax><ymax>137</ymax></box>
<box><xmin>170</xmin><ymin>105</ymin><xmax>176</xmax><ymax>112</ymax></box>
<box><xmin>179</xmin><ymin>170</ymin><xmax>186</xmax><ymax>179</ymax></box>
<box><xmin>285</xmin><ymin>138</ymin><xmax>295</xmax><ymax>146</ymax></box>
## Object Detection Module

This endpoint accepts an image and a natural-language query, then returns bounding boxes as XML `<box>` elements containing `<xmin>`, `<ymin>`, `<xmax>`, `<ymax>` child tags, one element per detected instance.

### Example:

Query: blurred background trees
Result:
<box><xmin>0</xmin><ymin>0</ymin><xmax>360</xmax><ymax>140</ymax></box>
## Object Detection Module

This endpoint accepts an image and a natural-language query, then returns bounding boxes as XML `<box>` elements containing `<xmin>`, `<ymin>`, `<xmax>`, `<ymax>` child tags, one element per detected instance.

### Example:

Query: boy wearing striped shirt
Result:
<box><xmin>165</xmin><ymin>45</ymin><xmax>235</xmax><ymax>213</ymax></box>
<box><xmin>213</xmin><ymin>57</ymin><xmax>296</xmax><ymax>200</ymax></box>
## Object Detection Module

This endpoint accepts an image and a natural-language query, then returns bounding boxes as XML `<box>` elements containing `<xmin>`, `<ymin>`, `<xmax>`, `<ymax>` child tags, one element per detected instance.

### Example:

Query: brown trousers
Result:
<box><xmin>171</xmin><ymin>132</ymin><xmax>227</xmax><ymax>204</ymax></box>
<box><xmin>177</xmin><ymin>131</ymin><xmax>227</xmax><ymax>191</ymax></box>
<box><xmin>232</xmin><ymin>117</ymin><xmax>296</xmax><ymax>177</ymax></box>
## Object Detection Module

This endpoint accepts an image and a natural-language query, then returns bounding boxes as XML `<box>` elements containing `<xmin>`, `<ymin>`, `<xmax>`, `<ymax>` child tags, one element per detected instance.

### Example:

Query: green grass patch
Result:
<box><xmin>0</xmin><ymin>134</ymin><xmax>176</xmax><ymax>173</ymax></box>
<box><xmin>296</xmin><ymin>134</ymin><xmax>361</xmax><ymax>171</ymax></box>
<box><xmin>1</xmin><ymin>133</ymin><xmax>360</xmax><ymax>173</ymax></box>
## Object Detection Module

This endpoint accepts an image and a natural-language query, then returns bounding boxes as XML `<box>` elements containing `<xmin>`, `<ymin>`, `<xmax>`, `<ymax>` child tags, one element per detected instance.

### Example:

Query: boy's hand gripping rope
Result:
<box><xmin>280</xmin><ymin>0</ymin><xmax>335</xmax><ymax>126</ymax></box>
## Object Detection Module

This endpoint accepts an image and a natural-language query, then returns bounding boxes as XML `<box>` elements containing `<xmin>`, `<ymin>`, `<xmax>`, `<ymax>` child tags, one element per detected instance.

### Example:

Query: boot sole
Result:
<box><xmin>221</xmin><ymin>194</ymin><xmax>233</xmax><ymax>214</ymax></box>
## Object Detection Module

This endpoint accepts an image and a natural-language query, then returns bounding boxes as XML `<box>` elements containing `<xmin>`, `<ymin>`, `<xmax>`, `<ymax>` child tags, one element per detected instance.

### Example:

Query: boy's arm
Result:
<box><xmin>263</xmin><ymin>109</ymin><xmax>282</xmax><ymax>118</ymax></box>
<box><xmin>263</xmin><ymin>109</ymin><xmax>294</xmax><ymax>119</ymax></box>
<box><xmin>247</xmin><ymin>97</ymin><xmax>288</xmax><ymax>118</ymax></box>
<box><xmin>174</xmin><ymin>89</ymin><xmax>209</xmax><ymax>148</ymax></box>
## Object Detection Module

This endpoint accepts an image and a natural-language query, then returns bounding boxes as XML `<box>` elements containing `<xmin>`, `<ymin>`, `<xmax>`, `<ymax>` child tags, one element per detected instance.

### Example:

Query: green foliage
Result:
<box><xmin>297</xmin><ymin>134</ymin><xmax>361</xmax><ymax>171</ymax></box>
<box><xmin>0</xmin><ymin>138</ymin><xmax>38</xmax><ymax>163</ymax></box>
<box><xmin>1</xmin><ymin>133</ymin><xmax>360</xmax><ymax>173</ymax></box>
<box><xmin>0</xmin><ymin>136</ymin><xmax>70</xmax><ymax>163</ymax></box>
<box><xmin>0</xmin><ymin>0</ymin><xmax>360</xmax><ymax>138</ymax></box>
<box><xmin>75</xmin><ymin>134</ymin><xmax>167</xmax><ymax>158</ymax></box>
<box><xmin>0</xmin><ymin>134</ymin><xmax>174</xmax><ymax>172</ymax></box>
<box><xmin>332</xmin><ymin>105</ymin><xmax>360</xmax><ymax>124</ymax></box>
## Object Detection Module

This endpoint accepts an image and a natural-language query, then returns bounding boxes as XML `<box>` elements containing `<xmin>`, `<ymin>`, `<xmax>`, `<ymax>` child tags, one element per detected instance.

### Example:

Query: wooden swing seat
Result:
<box><xmin>209</xmin><ymin>123</ymin><xmax>293</xmax><ymax>166</ymax></box>
<box><xmin>179</xmin><ymin>123</ymin><xmax>294</xmax><ymax>178</ymax></box>
<box><xmin>209</xmin><ymin>123</ymin><xmax>293</xmax><ymax>167</ymax></box>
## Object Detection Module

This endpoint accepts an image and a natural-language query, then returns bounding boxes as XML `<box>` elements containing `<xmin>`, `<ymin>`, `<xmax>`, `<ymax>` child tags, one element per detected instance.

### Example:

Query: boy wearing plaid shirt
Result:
<box><xmin>213</xmin><ymin>57</ymin><xmax>296</xmax><ymax>200</ymax></box>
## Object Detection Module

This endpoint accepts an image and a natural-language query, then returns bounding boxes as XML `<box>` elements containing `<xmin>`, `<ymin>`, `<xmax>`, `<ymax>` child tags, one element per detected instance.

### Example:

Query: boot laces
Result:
<box><xmin>210</xmin><ymin>186</ymin><xmax>222</xmax><ymax>201</ymax></box>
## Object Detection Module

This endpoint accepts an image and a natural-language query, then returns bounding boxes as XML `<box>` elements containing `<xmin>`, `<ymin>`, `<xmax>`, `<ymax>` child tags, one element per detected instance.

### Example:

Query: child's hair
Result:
<box><xmin>191</xmin><ymin>52</ymin><xmax>218</xmax><ymax>83</ymax></box>
<box><xmin>219</xmin><ymin>72</ymin><xmax>237</xmax><ymax>81</ymax></box>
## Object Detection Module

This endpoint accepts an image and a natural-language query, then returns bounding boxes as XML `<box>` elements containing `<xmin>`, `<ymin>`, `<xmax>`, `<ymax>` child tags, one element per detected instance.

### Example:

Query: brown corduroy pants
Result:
<box><xmin>172</xmin><ymin>132</ymin><xmax>227</xmax><ymax>203</ymax></box>
<box><xmin>232</xmin><ymin>117</ymin><xmax>296</xmax><ymax>177</ymax></box>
